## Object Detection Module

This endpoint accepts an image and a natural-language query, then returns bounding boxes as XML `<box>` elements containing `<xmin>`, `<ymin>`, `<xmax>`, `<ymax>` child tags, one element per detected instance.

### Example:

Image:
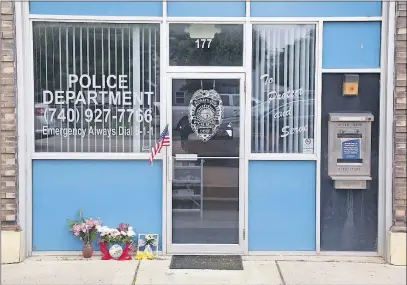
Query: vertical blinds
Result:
<box><xmin>252</xmin><ymin>24</ymin><xmax>316</xmax><ymax>154</ymax></box>
<box><xmin>33</xmin><ymin>22</ymin><xmax>160</xmax><ymax>153</ymax></box>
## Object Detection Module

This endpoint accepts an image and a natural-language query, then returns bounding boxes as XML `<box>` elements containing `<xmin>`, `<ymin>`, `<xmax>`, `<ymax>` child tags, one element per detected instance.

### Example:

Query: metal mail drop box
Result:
<box><xmin>328</xmin><ymin>113</ymin><xmax>374</xmax><ymax>189</ymax></box>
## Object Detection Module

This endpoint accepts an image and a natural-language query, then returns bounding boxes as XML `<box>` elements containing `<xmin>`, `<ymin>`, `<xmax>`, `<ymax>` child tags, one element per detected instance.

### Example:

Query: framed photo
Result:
<box><xmin>137</xmin><ymin>234</ymin><xmax>159</xmax><ymax>256</ymax></box>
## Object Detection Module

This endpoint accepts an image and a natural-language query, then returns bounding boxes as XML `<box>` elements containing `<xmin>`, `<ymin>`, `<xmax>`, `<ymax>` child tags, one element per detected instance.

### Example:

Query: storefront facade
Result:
<box><xmin>1</xmin><ymin>0</ymin><xmax>403</xmax><ymax>261</ymax></box>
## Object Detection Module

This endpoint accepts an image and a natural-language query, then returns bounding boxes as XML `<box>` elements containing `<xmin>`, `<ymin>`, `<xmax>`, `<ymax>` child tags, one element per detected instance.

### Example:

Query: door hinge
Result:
<box><xmin>243</xmin><ymin>229</ymin><xmax>246</xmax><ymax>240</ymax></box>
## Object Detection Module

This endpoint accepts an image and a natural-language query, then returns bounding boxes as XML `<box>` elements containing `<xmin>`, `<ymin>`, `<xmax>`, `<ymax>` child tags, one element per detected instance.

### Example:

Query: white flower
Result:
<box><xmin>127</xmin><ymin>230</ymin><xmax>135</xmax><ymax>237</ymax></box>
<box><xmin>128</xmin><ymin>226</ymin><xmax>133</xmax><ymax>231</ymax></box>
<box><xmin>121</xmin><ymin>231</ymin><xmax>127</xmax><ymax>236</ymax></box>
<box><xmin>98</xmin><ymin>226</ymin><xmax>110</xmax><ymax>234</ymax></box>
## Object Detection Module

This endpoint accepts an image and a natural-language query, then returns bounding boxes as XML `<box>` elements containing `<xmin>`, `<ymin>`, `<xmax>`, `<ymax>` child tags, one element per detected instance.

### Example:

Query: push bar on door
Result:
<box><xmin>174</xmin><ymin>154</ymin><xmax>198</xmax><ymax>161</ymax></box>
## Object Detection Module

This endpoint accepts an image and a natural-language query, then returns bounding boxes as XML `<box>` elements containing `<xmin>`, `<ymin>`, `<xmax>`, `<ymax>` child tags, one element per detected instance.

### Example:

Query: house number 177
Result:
<box><xmin>195</xmin><ymin>39</ymin><xmax>212</xmax><ymax>49</ymax></box>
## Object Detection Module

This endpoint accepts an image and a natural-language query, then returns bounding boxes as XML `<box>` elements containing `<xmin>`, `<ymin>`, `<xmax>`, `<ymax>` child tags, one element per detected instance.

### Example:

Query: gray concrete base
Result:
<box><xmin>278</xmin><ymin>261</ymin><xmax>406</xmax><ymax>285</ymax></box>
<box><xmin>2</xmin><ymin>256</ymin><xmax>406</xmax><ymax>285</ymax></box>
<box><xmin>136</xmin><ymin>259</ymin><xmax>282</xmax><ymax>285</ymax></box>
<box><xmin>2</xmin><ymin>257</ymin><xmax>138</xmax><ymax>284</ymax></box>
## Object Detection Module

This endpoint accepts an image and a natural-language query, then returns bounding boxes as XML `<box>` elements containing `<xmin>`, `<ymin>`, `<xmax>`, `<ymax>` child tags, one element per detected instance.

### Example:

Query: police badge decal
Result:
<box><xmin>188</xmin><ymin>89</ymin><xmax>224</xmax><ymax>142</ymax></box>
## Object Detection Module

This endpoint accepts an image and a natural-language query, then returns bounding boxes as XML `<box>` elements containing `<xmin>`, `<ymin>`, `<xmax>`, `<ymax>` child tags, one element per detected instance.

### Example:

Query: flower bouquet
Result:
<box><xmin>96</xmin><ymin>223</ymin><xmax>135</xmax><ymax>260</ymax></box>
<box><xmin>67</xmin><ymin>210</ymin><xmax>101</xmax><ymax>258</ymax></box>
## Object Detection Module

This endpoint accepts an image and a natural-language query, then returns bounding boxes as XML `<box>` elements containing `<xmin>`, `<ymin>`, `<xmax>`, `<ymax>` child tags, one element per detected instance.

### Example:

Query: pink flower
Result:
<box><xmin>85</xmin><ymin>219</ymin><xmax>95</xmax><ymax>228</ymax></box>
<box><xmin>119</xmin><ymin>223</ymin><xmax>129</xmax><ymax>231</ymax></box>
<box><xmin>81</xmin><ymin>223</ymin><xmax>90</xmax><ymax>233</ymax></box>
<box><xmin>84</xmin><ymin>218</ymin><xmax>102</xmax><ymax>229</ymax></box>
<box><xmin>72</xmin><ymin>224</ymin><xmax>81</xmax><ymax>236</ymax></box>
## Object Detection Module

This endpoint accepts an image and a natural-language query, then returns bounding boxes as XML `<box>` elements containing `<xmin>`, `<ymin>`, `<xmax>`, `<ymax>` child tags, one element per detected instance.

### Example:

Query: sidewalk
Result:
<box><xmin>2</xmin><ymin>255</ymin><xmax>406</xmax><ymax>285</ymax></box>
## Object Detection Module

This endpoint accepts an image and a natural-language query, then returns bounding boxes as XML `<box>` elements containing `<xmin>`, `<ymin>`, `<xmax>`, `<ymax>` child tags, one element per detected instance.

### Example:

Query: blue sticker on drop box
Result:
<box><xmin>341</xmin><ymin>138</ymin><xmax>361</xmax><ymax>160</ymax></box>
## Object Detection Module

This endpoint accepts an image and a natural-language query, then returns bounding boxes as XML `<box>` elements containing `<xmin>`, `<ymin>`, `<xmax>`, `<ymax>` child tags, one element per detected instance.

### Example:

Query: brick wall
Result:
<box><xmin>394</xmin><ymin>1</ymin><xmax>407</xmax><ymax>231</ymax></box>
<box><xmin>0</xmin><ymin>1</ymin><xmax>17</xmax><ymax>226</ymax></box>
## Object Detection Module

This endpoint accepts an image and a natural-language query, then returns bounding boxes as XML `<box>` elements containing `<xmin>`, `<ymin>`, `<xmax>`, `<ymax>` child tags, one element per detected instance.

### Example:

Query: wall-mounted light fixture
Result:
<box><xmin>343</xmin><ymin>74</ymin><xmax>359</xmax><ymax>96</ymax></box>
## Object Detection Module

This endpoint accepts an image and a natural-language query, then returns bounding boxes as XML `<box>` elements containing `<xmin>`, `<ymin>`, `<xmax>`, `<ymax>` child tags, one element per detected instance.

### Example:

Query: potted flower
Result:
<box><xmin>96</xmin><ymin>223</ymin><xmax>135</xmax><ymax>260</ymax></box>
<box><xmin>67</xmin><ymin>210</ymin><xmax>101</xmax><ymax>258</ymax></box>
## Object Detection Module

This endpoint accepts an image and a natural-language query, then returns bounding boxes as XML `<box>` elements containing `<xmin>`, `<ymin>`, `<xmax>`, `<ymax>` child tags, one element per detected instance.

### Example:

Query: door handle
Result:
<box><xmin>168</xmin><ymin>156</ymin><xmax>173</xmax><ymax>182</ymax></box>
<box><xmin>174</xmin><ymin>154</ymin><xmax>198</xmax><ymax>161</ymax></box>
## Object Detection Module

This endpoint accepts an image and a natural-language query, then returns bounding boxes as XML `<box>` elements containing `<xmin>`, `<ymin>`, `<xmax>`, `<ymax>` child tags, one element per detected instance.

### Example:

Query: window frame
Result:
<box><xmin>165</xmin><ymin>20</ymin><xmax>246</xmax><ymax>74</ymax></box>
<box><xmin>167</xmin><ymin>22</ymin><xmax>245</xmax><ymax>68</ymax></box>
<box><xmin>246</xmin><ymin>20</ymin><xmax>320</xmax><ymax>162</ymax></box>
<box><xmin>249</xmin><ymin>23</ymin><xmax>319</xmax><ymax>157</ymax></box>
<box><xmin>29</xmin><ymin>18</ymin><xmax>163</xmax><ymax>159</ymax></box>
<box><xmin>26</xmin><ymin>19</ymin><xmax>321</xmax><ymax>160</ymax></box>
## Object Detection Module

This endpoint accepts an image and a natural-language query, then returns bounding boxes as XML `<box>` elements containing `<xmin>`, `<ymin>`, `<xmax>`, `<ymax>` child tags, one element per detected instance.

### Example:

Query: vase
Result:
<box><xmin>82</xmin><ymin>242</ymin><xmax>93</xmax><ymax>258</ymax></box>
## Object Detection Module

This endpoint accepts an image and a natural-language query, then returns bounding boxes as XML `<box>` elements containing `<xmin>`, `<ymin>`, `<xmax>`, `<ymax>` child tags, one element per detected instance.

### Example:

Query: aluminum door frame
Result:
<box><xmin>164</xmin><ymin>72</ymin><xmax>246</xmax><ymax>254</ymax></box>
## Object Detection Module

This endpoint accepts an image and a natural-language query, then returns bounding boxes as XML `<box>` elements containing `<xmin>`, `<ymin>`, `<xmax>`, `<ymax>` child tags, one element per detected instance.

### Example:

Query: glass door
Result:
<box><xmin>166</xmin><ymin>73</ymin><xmax>245</xmax><ymax>254</ymax></box>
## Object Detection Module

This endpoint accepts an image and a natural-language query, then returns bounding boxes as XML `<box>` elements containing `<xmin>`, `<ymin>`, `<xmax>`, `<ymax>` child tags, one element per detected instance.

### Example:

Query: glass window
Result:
<box><xmin>33</xmin><ymin>22</ymin><xmax>160</xmax><ymax>153</ymax></box>
<box><xmin>220</xmin><ymin>95</ymin><xmax>230</xmax><ymax>106</ymax></box>
<box><xmin>175</xmin><ymin>91</ymin><xmax>185</xmax><ymax>104</ymax></box>
<box><xmin>172</xmin><ymin>79</ymin><xmax>240</xmax><ymax>157</ymax></box>
<box><xmin>251</xmin><ymin>24</ymin><xmax>316</xmax><ymax>153</ymax></box>
<box><xmin>169</xmin><ymin>23</ymin><xmax>243</xmax><ymax>66</ymax></box>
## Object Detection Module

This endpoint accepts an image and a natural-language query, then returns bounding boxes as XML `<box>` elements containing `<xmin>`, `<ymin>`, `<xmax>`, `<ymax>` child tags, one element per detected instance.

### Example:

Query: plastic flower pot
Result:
<box><xmin>99</xmin><ymin>241</ymin><xmax>132</xmax><ymax>260</ymax></box>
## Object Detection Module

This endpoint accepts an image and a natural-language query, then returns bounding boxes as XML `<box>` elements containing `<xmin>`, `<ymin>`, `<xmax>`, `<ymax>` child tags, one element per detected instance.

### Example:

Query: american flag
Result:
<box><xmin>148</xmin><ymin>124</ymin><xmax>170</xmax><ymax>164</ymax></box>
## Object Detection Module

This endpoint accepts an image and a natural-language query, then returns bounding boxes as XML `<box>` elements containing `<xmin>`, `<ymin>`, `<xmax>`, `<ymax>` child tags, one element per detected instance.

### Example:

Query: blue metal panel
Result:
<box><xmin>168</xmin><ymin>1</ymin><xmax>245</xmax><ymax>17</ymax></box>
<box><xmin>29</xmin><ymin>1</ymin><xmax>162</xmax><ymax>16</ymax></box>
<box><xmin>321</xmin><ymin>74</ymin><xmax>379</xmax><ymax>251</ymax></box>
<box><xmin>33</xmin><ymin>160</ymin><xmax>162</xmax><ymax>251</ymax></box>
<box><xmin>251</xmin><ymin>1</ymin><xmax>381</xmax><ymax>17</ymax></box>
<box><xmin>248</xmin><ymin>161</ymin><xmax>316</xmax><ymax>251</ymax></box>
<box><xmin>323</xmin><ymin>22</ymin><xmax>381</xmax><ymax>69</ymax></box>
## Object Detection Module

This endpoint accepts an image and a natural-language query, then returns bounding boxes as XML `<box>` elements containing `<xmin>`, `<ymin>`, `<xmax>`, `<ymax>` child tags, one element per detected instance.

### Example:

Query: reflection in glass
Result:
<box><xmin>251</xmin><ymin>24</ymin><xmax>316</xmax><ymax>153</ymax></box>
<box><xmin>171</xmin><ymin>78</ymin><xmax>241</xmax><ymax>245</ymax></box>
<box><xmin>33</xmin><ymin>22</ymin><xmax>160</xmax><ymax>153</ymax></box>
<box><xmin>172</xmin><ymin>159</ymin><xmax>239</xmax><ymax>244</ymax></box>
<box><xmin>169</xmin><ymin>24</ymin><xmax>243</xmax><ymax>66</ymax></box>
<box><xmin>171</xmin><ymin>79</ymin><xmax>240</xmax><ymax>157</ymax></box>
